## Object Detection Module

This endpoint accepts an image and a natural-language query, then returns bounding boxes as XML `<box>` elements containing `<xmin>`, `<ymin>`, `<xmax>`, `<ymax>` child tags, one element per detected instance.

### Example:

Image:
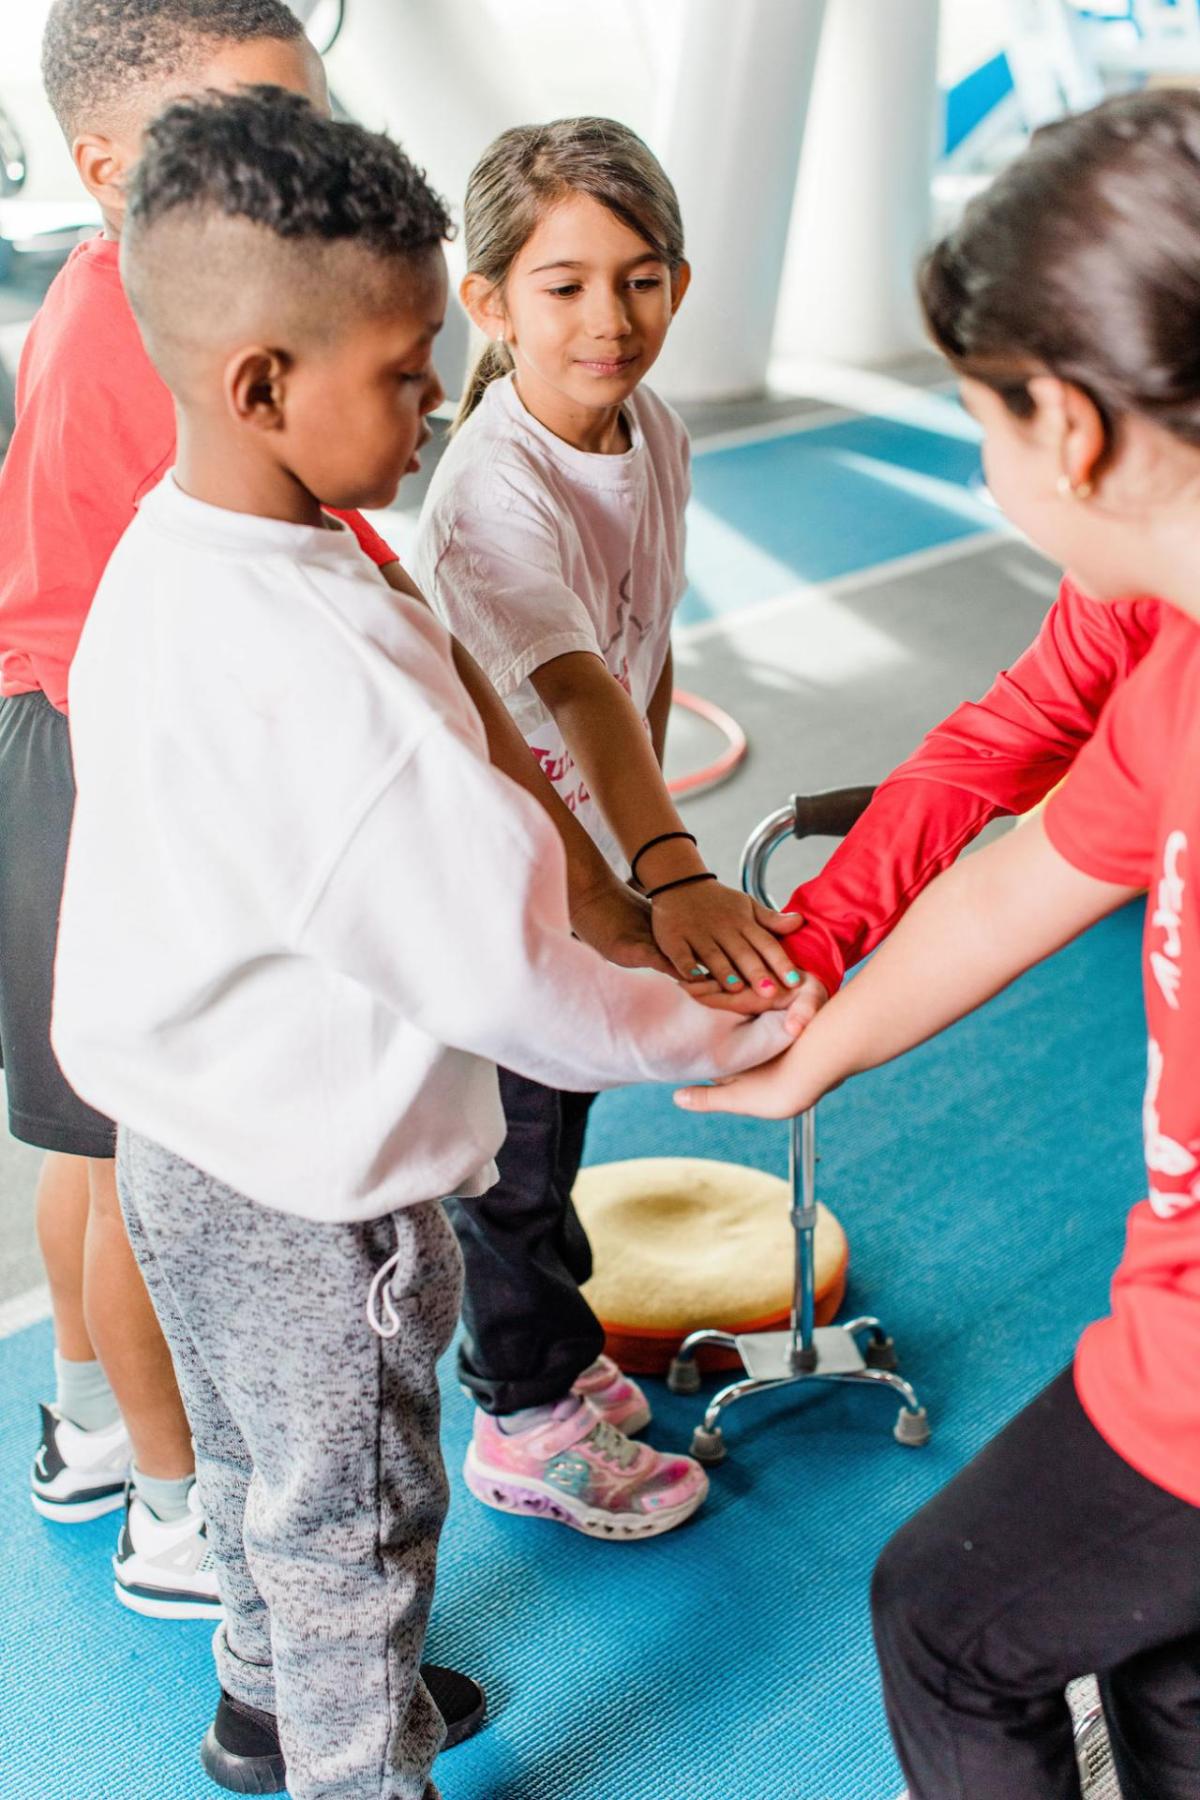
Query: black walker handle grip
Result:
<box><xmin>791</xmin><ymin>786</ymin><xmax>876</xmax><ymax>843</ymax></box>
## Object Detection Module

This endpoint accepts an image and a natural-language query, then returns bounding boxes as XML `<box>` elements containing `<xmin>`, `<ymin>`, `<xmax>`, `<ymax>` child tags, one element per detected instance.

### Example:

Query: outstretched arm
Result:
<box><xmin>675</xmin><ymin>814</ymin><xmax>1138</xmax><ymax>1120</ymax></box>
<box><xmin>781</xmin><ymin>583</ymin><xmax>1159</xmax><ymax>996</ymax></box>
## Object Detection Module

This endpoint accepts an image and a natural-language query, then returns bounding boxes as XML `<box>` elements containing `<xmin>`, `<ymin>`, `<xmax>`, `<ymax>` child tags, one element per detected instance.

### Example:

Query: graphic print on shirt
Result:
<box><xmin>600</xmin><ymin>570</ymin><xmax>651</xmax><ymax>658</ymax></box>
<box><xmin>1149</xmin><ymin>829</ymin><xmax>1186</xmax><ymax>1010</ymax></box>
<box><xmin>1144</xmin><ymin>829</ymin><xmax>1199</xmax><ymax>1218</ymax></box>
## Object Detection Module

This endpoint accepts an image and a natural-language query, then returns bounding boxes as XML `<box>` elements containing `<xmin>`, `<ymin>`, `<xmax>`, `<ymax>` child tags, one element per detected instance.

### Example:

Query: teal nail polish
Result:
<box><xmin>725</xmin><ymin>974</ymin><xmax>741</xmax><ymax>988</ymax></box>
<box><xmin>785</xmin><ymin>970</ymin><xmax>801</xmax><ymax>986</ymax></box>
<box><xmin>689</xmin><ymin>965</ymin><xmax>706</xmax><ymax>978</ymax></box>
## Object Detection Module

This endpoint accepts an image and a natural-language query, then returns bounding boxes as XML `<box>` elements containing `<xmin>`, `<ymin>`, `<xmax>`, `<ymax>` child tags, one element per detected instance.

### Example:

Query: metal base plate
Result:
<box><xmin>734</xmin><ymin>1325</ymin><xmax>866</xmax><ymax>1382</ymax></box>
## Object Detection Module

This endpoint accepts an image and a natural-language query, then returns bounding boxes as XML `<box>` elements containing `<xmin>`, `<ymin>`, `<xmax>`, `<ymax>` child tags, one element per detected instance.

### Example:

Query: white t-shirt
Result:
<box><xmin>415</xmin><ymin>373</ymin><xmax>690</xmax><ymax>870</ymax></box>
<box><xmin>52</xmin><ymin>474</ymin><xmax>788</xmax><ymax>1224</ymax></box>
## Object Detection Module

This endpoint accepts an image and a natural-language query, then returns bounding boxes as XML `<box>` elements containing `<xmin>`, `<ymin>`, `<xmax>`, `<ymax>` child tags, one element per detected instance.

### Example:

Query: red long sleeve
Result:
<box><xmin>782</xmin><ymin>578</ymin><xmax>1162</xmax><ymax>994</ymax></box>
<box><xmin>330</xmin><ymin>509</ymin><xmax>397</xmax><ymax>568</ymax></box>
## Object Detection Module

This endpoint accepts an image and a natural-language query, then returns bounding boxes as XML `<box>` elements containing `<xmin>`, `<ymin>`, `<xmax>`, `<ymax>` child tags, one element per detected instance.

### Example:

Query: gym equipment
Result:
<box><xmin>575</xmin><ymin>1155</ymin><xmax>848</xmax><ymax>1375</ymax></box>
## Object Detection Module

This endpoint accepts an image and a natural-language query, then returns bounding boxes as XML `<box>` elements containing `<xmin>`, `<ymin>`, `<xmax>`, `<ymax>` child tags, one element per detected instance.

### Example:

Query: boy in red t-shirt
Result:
<box><xmin>677</xmin><ymin>91</ymin><xmax>1200</xmax><ymax>1800</ymax></box>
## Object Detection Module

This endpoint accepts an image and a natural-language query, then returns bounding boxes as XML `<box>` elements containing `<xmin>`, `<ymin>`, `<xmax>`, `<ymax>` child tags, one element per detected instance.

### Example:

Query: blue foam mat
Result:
<box><xmin>0</xmin><ymin>905</ymin><xmax>1145</xmax><ymax>1800</ymax></box>
<box><xmin>680</xmin><ymin>413</ymin><xmax>991</xmax><ymax>627</ymax></box>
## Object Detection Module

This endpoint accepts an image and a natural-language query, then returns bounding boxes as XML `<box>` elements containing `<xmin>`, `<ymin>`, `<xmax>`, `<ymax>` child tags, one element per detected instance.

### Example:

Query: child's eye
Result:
<box><xmin>547</xmin><ymin>284</ymin><xmax>582</xmax><ymax>298</ymax></box>
<box><xmin>628</xmin><ymin>277</ymin><xmax>662</xmax><ymax>291</ymax></box>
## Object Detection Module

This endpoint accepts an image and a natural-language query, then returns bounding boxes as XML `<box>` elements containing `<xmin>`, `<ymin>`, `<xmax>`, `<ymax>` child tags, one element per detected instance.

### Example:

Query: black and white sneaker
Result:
<box><xmin>113</xmin><ymin>1480</ymin><xmax>223</xmax><ymax>1620</ymax></box>
<box><xmin>198</xmin><ymin>1664</ymin><xmax>485</xmax><ymax>1792</ymax></box>
<box><xmin>30</xmin><ymin>1401</ymin><xmax>130</xmax><ymax>1523</ymax></box>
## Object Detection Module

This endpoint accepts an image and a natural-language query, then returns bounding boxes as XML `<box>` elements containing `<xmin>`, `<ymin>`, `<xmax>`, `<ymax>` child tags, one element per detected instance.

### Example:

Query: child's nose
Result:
<box><xmin>423</xmin><ymin>370</ymin><xmax>446</xmax><ymax>414</ymax></box>
<box><xmin>586</xmin><ymin>291</ymin><xmax>631</xmax><ymax>339</ymax></box>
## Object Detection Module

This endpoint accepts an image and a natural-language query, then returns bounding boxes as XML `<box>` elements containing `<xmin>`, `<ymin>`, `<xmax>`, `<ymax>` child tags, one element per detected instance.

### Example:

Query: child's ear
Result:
<box><xmin>670</xmin><ymin>260</ymin><xmax>692</xmax><ymax>317</ymax></box>
<box><xmin>1029</xmin><ymin>374</ymin><xmax>1107</xmax><ymax>493</ymax></box>
<box><xmin>460</xmin><ymin>272</ymin><xmax>507</xmax><ymax>342</ymax></box>
<box><xmin>72</xmin><ymin>133</ymin><xmax>131</xmax><ymax>220</ymax></box>
<box><xmin>226</xmin><ymin>347</ymin><xmax>289</xmax><ymax>431</ymax></box>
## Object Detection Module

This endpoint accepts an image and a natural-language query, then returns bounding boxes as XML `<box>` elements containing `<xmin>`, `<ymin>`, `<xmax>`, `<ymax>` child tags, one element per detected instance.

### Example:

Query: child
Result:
<box><xmin>677</xmin><ymin>88</ymin><xmax>1200</xmax><ymax>1800</ymax></box>
<box><xmin>415</xmin><ymin>118</ymin><xmax>814</xmax><ymax>1533</ymax></box>
<box><xmin>0</xmin><ymin>0</ymin><xmax>338</xmax><ymax>1621</ymax></box>
<box><xmin>51</xmin><ymin>87</ymin><xmax>799</xmax><ymax>1799</ymax></box>
<box><xmin>1</xmin><ymin>0</ymin><xmax>661</xmax><ymax>1628</ymax></box>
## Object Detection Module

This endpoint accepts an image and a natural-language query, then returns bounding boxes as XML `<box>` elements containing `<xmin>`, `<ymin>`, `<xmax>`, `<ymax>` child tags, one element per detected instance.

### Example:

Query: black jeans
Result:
<box><xmin>872</xmin><ymin>1365</ymin><xmax>1200</xmax><ymax>1800</ymax></box>
<box><xmin>445</xmin><ymin>1069</ymin><xmax>602</xmax><ymax>1415</ymax></box>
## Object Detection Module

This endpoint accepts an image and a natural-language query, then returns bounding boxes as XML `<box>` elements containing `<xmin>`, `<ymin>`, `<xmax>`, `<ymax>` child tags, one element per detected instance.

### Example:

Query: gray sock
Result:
<box><xmin>54</xmin><ymin>1351</ymin><xmax>120</xmax><ymax>1432</ymax></box>
<box><xmin>132</xmin><ymin>1465</ymin><xmax>193</xmax><ymax>1523</ymax></box>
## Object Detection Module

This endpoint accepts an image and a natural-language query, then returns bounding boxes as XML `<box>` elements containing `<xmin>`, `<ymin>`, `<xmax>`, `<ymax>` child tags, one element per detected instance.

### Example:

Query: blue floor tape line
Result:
<box><xmin>0</xmin><ymin>905</ymin><xmax>1145</xmax><ymax>1800</ymax></box>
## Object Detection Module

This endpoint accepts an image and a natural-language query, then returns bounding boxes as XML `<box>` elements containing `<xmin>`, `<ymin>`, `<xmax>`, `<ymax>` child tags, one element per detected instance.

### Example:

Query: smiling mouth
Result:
<box><xmin>575</xmin><ymin>354</ymin><xmax>639</xmax><ymax>375</ymax></box>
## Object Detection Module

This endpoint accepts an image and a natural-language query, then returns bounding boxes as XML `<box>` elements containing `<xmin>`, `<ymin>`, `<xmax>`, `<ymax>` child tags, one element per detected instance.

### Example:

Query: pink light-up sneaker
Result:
<box><xmin>570</xmin><ymin>1355</ymin><xmax>651</xmax><ymax>1435</ymax></box>
<box><xmin>464</xmin><ymin>1400</ymin><xmax>708</xmax><ymax>1540</ymax></box>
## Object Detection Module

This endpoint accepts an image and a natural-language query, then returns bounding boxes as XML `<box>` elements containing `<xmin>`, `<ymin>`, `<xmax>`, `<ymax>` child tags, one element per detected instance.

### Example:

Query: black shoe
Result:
<box><xmin>199</xmin><ymin>1692</ymin><xmax>286</xmax><ymax>1795</ymax></box>
<box><xmin>423</xmin><ymin>1662</ymin><xmax>487</xmax><ymax>1749</ymax></box>
<box><xmin>198</xmin><ymin>1665</ymin><xmax>485</xmax><ymax>1792</ymax></box>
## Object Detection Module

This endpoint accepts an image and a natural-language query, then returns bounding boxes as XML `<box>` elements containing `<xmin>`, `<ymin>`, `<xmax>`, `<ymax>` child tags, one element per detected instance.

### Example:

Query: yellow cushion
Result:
<box><xmin>575</xmin><ymin>1156</ymin><xmax>849</xmax><ymax>1372</ymax></box>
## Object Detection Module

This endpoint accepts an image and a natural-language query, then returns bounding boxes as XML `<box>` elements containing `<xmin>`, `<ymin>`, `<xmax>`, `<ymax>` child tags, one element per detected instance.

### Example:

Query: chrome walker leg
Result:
<box><xmin>666</xmin><ymin>1107</ymin><xmax>931</xmax><ymax>1462</ymax></box>
<box><xmin>664</xmin><ymin>795</ymin><xmax>932</xmax><ymax>1464</ymax></box>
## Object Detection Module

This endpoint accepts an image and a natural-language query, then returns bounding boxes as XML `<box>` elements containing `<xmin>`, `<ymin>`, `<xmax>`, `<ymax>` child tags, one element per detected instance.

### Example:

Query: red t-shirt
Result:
<box><xmin>783</xmin><ymin>579</ymin><xmax>1161</xmax><ymax>994</ymax></box>
<box><xmin>0</xmin><ymin>236</ymin><xmax>397</xmax><ymax>712</ymax></box>
<box><xmin>1044</xmin><ymin>605</ymin><xmax>1200</xmax><ymax>1506</ymax></box>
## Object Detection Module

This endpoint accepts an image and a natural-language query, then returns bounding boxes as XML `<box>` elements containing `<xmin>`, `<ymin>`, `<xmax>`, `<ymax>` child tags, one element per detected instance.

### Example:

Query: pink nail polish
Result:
<box><xmin>758</xmin><ymin>979</ymin><xmax>776</xmax><ymax>994</ymax></box>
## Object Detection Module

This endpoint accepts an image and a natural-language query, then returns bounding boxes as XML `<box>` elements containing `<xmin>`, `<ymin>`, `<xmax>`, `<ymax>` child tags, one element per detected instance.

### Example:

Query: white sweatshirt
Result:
<box><xmin>52</xmin><ymin>475</ymin><xmax>789</xmax><ymax>1222</ymax></box>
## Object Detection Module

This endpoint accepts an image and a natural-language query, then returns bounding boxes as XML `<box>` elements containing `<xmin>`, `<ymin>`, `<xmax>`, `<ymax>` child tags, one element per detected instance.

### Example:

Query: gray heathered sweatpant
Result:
<box><xmin>117</xmin><ymin>1127</ymin><xmax>464</xmax><ymax>1800</ymax></box>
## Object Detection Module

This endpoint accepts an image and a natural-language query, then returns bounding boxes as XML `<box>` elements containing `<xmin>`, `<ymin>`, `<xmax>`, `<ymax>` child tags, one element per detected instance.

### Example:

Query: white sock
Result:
<box><xmin>131</xmin><ymin>1465</ymin><xmax>193</xmax><ymax>1523</ymax></box>
<box><xmin>54</xmin><ymin>1351</ymin><xmax>120</xmax><ymax>1432</ymax></box>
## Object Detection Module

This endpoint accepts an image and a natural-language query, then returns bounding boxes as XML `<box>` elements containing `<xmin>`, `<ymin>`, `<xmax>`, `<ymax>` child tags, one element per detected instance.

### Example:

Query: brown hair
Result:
<box><xmin>920</xmin><ymin>87</ymin><xmax>1200</xmax><ymax>450</ymax></box>
<box><xmin>454</xmin><ymin>116</ymin><xmax>684</xmax><ymax>430</ymax></box>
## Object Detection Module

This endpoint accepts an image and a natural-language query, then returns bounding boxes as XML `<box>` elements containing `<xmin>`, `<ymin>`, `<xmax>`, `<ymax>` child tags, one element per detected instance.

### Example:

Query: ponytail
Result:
<box><xmin>453</xmin><ymin>337</ymin><xmax>515</xmax><ymax>433</ymax></box>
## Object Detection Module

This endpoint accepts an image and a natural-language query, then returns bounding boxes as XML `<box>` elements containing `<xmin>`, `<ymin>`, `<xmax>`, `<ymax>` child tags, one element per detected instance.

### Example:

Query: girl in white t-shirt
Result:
<box><xmin>416</xmin><ymin>117</ymin><xmax>811</xmax><ymax>1540</ymax></box>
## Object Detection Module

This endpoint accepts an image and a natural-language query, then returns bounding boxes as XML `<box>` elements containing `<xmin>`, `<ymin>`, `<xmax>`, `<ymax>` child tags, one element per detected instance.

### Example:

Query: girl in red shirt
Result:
<box><xmin>678</xmin><ymin>88</ymin><xmax>1200</xmax><ymax>1800</ymax></box>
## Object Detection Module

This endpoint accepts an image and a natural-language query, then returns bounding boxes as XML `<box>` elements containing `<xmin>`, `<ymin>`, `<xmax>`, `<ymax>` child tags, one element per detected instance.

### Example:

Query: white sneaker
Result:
<box><xmin>112</xmin><ymin>1480</ymin><xmax>223</xmax><ymax>1620</ymax></box>
<box><xmin>31</xmin><ymin>1401</ymin><xmax>130</xmax><ymax>1523</ymax></box>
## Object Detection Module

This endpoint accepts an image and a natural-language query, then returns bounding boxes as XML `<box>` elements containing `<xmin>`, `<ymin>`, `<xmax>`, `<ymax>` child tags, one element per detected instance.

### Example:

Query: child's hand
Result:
<box><xmin>571</xmin><ymin>879</ymin><xmax>677</xmax><ymax>977</ymax></box>
<box><xmin>651</xmin><ymin>879</ymin><xmax>803</xmax><ymax>997</ymax></box>
<box><xmin>685</xmin><ymin>969</ymin><xmax>828</xmax><ymax>1026</ymax></box>
<box><xmin>672</xmin><ymin>1033</ymin><xmax>838</xmax><ymax>1121</ymax></box>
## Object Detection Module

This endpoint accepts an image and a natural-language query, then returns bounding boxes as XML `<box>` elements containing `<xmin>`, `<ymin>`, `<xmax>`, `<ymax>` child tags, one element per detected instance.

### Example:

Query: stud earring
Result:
<box><xmin>1056</xmin><ymin>473</ymin><xmax>1094</xmax><ymax>500</ymax></box>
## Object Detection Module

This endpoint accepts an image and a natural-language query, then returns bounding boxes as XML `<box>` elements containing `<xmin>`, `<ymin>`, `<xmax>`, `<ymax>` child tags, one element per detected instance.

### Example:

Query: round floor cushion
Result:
<box><xmin>575</xmin><ymin>1156</ymin><xmax>849</xmax><ymax>1374</ymax></box>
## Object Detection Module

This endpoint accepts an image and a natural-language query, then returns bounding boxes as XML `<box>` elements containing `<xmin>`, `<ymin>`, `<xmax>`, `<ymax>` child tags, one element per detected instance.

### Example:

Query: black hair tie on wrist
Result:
<box><xmin>645</xmin><ymin>871</ymin><xmax>717</xmax><ymax>901</ymax></box>
<box><xmin>630</xmin><ymin>829</ymin><xmax>697</xmax><ymax>887</ymax></box>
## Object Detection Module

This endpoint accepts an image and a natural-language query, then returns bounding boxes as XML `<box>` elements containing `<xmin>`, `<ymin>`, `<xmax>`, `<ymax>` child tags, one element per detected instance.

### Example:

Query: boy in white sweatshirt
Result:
<box><xmin>50</xmin><ymin>89</ymin><xmax>796</xmax><ymax>1800</ymax></box>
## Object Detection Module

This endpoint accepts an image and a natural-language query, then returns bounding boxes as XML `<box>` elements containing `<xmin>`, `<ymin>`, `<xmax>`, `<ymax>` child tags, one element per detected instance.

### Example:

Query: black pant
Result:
<box><xmin>445</xmin><ymin>1070</ymin><xmax>602</xmax><ymax>1415</ymax></box>
<box><xmin>872</xmin><ymin>1365</ymin><xmax>1200</xmax><ymax>1799</ymax></box>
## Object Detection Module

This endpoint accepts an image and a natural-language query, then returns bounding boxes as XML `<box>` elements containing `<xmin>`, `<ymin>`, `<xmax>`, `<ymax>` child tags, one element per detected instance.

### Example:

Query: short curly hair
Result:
<box><xmin>128</xmin><ymin>85</ymin><xmax>452</xmax><ymax>254</ymax></box>
<box><xmin>122</xmin><ymin>88</ymin><xmax>451</xmax><ymax>373</ymax></box>
<box><xmin>42</xmin><ymin>0</ymin><xmax>306</xmax><ymax>138</ymax></box>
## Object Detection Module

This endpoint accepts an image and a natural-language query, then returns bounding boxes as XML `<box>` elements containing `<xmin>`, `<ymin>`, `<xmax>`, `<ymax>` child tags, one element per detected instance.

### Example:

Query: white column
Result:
<box><xmin>774</xmin><ymin>0</ymin><xmax>942</xmax><ymax>369</ymax></box>
<box><xmin>649</xmin><ymin>0</ymin><xmax>828</xmax><ymax>403</ymax></box>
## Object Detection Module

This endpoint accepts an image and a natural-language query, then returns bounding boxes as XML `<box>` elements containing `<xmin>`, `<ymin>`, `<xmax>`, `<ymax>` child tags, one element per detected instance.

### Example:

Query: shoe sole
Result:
<box><xmin>463</xmin><ymin>1445</ymin><xmax>707</xmax><ymax>1540</ymax></box>
<box><xmin>441</xmin><ymin>1689</ymin><xmax>486</xmax><ymax>1751</ymax></box>
<box><xmin>31</xmin><ymin>1486</ymin><xmax>126</xmax><ymax>1524</ymax></box>
<box><xmin>199</xmin><ymin>1727</ymin><xmax>286</xmax><ymax>1794</ymax></box>
<box><xmin>113</xmin><ymin>1577</ymin><xmax>224</xmax><ymax>1621</ymax></box>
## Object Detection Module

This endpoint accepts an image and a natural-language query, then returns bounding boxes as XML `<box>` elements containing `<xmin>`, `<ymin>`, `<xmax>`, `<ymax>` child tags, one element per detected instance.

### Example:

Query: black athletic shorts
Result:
<box><xmin>0</xmin><ymin>689</ymin><xmax>115</xmax><ymax>1156</ymax></box>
